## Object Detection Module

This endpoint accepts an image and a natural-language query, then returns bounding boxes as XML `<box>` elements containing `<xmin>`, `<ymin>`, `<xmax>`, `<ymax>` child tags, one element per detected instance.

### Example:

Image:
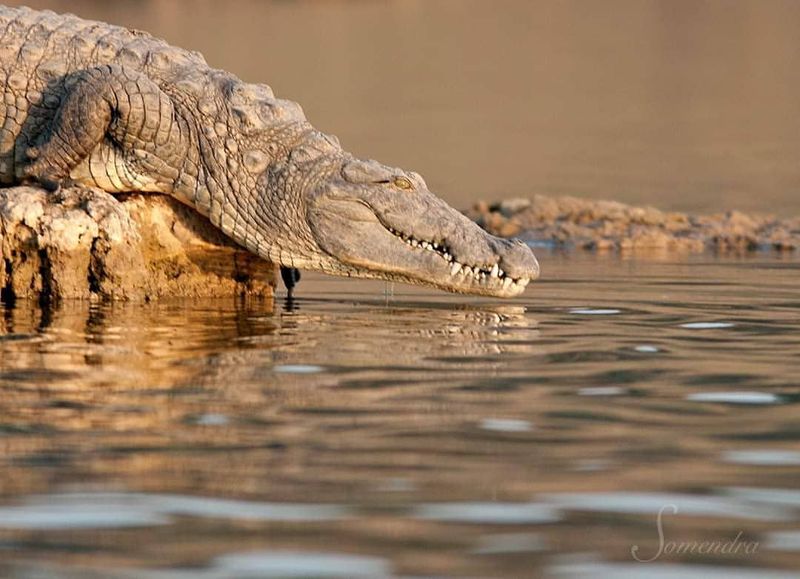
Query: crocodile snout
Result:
<box><xmin>497</xmin><ymin>238</ymin><xmax>540</xmax><ymax>283</ymax></box>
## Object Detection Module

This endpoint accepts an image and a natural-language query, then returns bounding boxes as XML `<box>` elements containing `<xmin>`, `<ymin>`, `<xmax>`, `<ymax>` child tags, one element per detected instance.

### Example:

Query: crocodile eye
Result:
<box><xmin>393</xmin><ymin>177</ymin><xmax>413</xmax><ymax>190</ymax></box>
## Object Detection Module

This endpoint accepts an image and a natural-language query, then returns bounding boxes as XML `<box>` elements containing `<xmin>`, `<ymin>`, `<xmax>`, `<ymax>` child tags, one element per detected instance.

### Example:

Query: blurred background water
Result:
<box><xmin>2</xmin><ymin>1</ymin><xmax>800</xmax><ymax>577</ymax></box>
<box><xmin>9</xmin><ymin>0</ymin><xmax>800</xmax><ymax>214</ymax></box>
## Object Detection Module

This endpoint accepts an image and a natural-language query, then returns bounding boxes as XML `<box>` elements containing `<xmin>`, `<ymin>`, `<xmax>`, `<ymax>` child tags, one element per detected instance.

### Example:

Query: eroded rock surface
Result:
<box><xmin>1</xmin><ymin>186</ymin><xmax>275</xmax><ymax>301</ymax></box>
<box><xmin>468</xmin><ymin>196</ymin><xmax>800</xmax><ymax>252</ymax></box>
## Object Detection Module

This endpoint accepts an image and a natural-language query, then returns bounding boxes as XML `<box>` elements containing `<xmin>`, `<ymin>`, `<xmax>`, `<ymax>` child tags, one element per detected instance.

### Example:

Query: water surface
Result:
<box><xmin>1</xmin><ymin>3</ymin><xmax>799</xmax><ymax>574</ymax></box>
<box><xmin>1</xmin><ymin>254</ymin><xmax>799</xmax><ymax>577</ymax></box>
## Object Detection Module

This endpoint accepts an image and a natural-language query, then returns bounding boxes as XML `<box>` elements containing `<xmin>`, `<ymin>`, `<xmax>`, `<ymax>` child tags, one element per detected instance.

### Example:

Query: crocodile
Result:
<box><xmin>0</xmin><ymin>5</ymin><xmax>539</xmax><ymax>297</ymax></box>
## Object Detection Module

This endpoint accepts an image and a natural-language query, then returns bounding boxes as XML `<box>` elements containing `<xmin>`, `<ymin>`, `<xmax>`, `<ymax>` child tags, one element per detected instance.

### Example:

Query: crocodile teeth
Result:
<box><xmin>387</xmin><ymin>227</ymin><xmax>527</xmax><ymax>288</ymax></box>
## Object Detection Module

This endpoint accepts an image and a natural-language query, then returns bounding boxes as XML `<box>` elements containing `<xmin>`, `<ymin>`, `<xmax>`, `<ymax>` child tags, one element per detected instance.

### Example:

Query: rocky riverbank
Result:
<box><xmin>468</xmin><ymin>195</ymin><xmax>800</xmax><ymax>252</ymax></box>
<box><xmin>0</xmin><ymin>186</ymin><xmax>275</xmax><ymax>302</ymax></box>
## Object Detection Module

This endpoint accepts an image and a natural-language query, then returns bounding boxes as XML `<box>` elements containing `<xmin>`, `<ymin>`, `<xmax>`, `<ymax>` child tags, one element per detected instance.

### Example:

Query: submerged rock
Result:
<box><xmin>0</xmin><ymin>186</ymin><xmax>275</xmax><ymax>301</ymax></box>
<box><xmin>468</xmin><ymin>194</ymin><xmax>800</xmax><ymax>253</ymax></box>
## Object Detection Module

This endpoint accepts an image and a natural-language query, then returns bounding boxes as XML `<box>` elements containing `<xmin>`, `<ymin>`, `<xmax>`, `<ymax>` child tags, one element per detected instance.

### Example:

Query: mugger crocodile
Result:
<box><xmin>0</xmin><ymin>6</ymin><xmax>539</xmax><ymax>298</ymax></box>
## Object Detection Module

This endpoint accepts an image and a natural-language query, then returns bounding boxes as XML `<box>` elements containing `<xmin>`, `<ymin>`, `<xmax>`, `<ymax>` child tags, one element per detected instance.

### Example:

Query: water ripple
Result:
<box><xmin>213</xmin><ymin>551</ymin><xmax>391</xmax><ymax>578</ymax></box>
<box><xmin>413</xmin><ymin>502</ymin><xmax>561</xmax><ymax>525</ymax></box>
<box><xmin>479</xmin><ymin>418</ymin><xmax>533</xmax><ymax>432</ymax></box>
<box><xmin>680</xmin><ymin>322</ymin><xmax>736</xmax><ymax>329</ymax></box>
<box><xmin>687</xmin><ymin>392</ymin><xmax>783</xmax><ymax>405</ymax></box>
<box><xmin>721</xmin><ymin>450</ymin><xmax>800</xmax><ymax>466</ymax></box>
<box><xmin>570</xmin><ymin>308</ymin><xmax>622</xmax><ymax>315</ymax></box>
<box><xmin>0</xmin><ymin>493</ymin><xmax>350</xmax><ymax>530</ymax></box>
<box><xmin>548</xmin><ymin>559</ymin><xmax>799</xmax><ymax>579</ymax></box>
<box><xmin>538</xmin><ymin>492</ymin><xmax>791</xmax><ymax>521</ymax></box>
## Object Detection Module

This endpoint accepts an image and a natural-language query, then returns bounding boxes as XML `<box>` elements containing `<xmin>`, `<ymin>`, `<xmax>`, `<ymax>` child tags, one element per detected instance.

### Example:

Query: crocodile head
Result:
<box><xmin>305</xmin><ymin>158</ymin><xmax>539</xmax><ymax>297</ymax></box>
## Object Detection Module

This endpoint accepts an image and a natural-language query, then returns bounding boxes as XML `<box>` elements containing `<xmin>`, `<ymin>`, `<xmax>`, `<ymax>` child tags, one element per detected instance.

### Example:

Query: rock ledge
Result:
<box><xmin>0</xmin><ymin>186</ymin><xmax>275</xmax><ymax>301</ymax></box>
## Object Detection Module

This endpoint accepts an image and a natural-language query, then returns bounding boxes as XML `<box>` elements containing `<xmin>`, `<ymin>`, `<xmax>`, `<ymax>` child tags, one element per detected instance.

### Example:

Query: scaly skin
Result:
<box><xmin>0</xmin><ymin>6</ymin><xmax>539</xmax><ymax>297</ymax></box>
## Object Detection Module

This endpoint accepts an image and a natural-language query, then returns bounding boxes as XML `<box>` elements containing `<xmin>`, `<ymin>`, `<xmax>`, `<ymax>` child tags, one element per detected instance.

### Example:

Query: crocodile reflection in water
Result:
<box><xmin>0</xmin><ymin>298</ymin><xmax>539</xmax><ymax>395</ymax></box>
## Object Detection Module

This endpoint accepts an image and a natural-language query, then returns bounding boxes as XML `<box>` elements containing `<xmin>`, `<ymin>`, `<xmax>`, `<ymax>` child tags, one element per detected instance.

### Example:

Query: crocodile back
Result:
<box><xmin>0</xmin><ymin>6</ymin><xmax>206</xmax><ymax>184</ymax></box>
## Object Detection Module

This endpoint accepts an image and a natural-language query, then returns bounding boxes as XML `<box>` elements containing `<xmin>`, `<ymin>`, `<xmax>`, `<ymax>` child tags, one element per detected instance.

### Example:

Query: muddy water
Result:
<box><xmin>0</xmin><ymin>255</ymin><xmax>799</xmax><ymax>577</ymax></box>
<box><xmin>9</xmin><ymin>0</ymin><xmax>800</xmax><ymax>215</ymax></box>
